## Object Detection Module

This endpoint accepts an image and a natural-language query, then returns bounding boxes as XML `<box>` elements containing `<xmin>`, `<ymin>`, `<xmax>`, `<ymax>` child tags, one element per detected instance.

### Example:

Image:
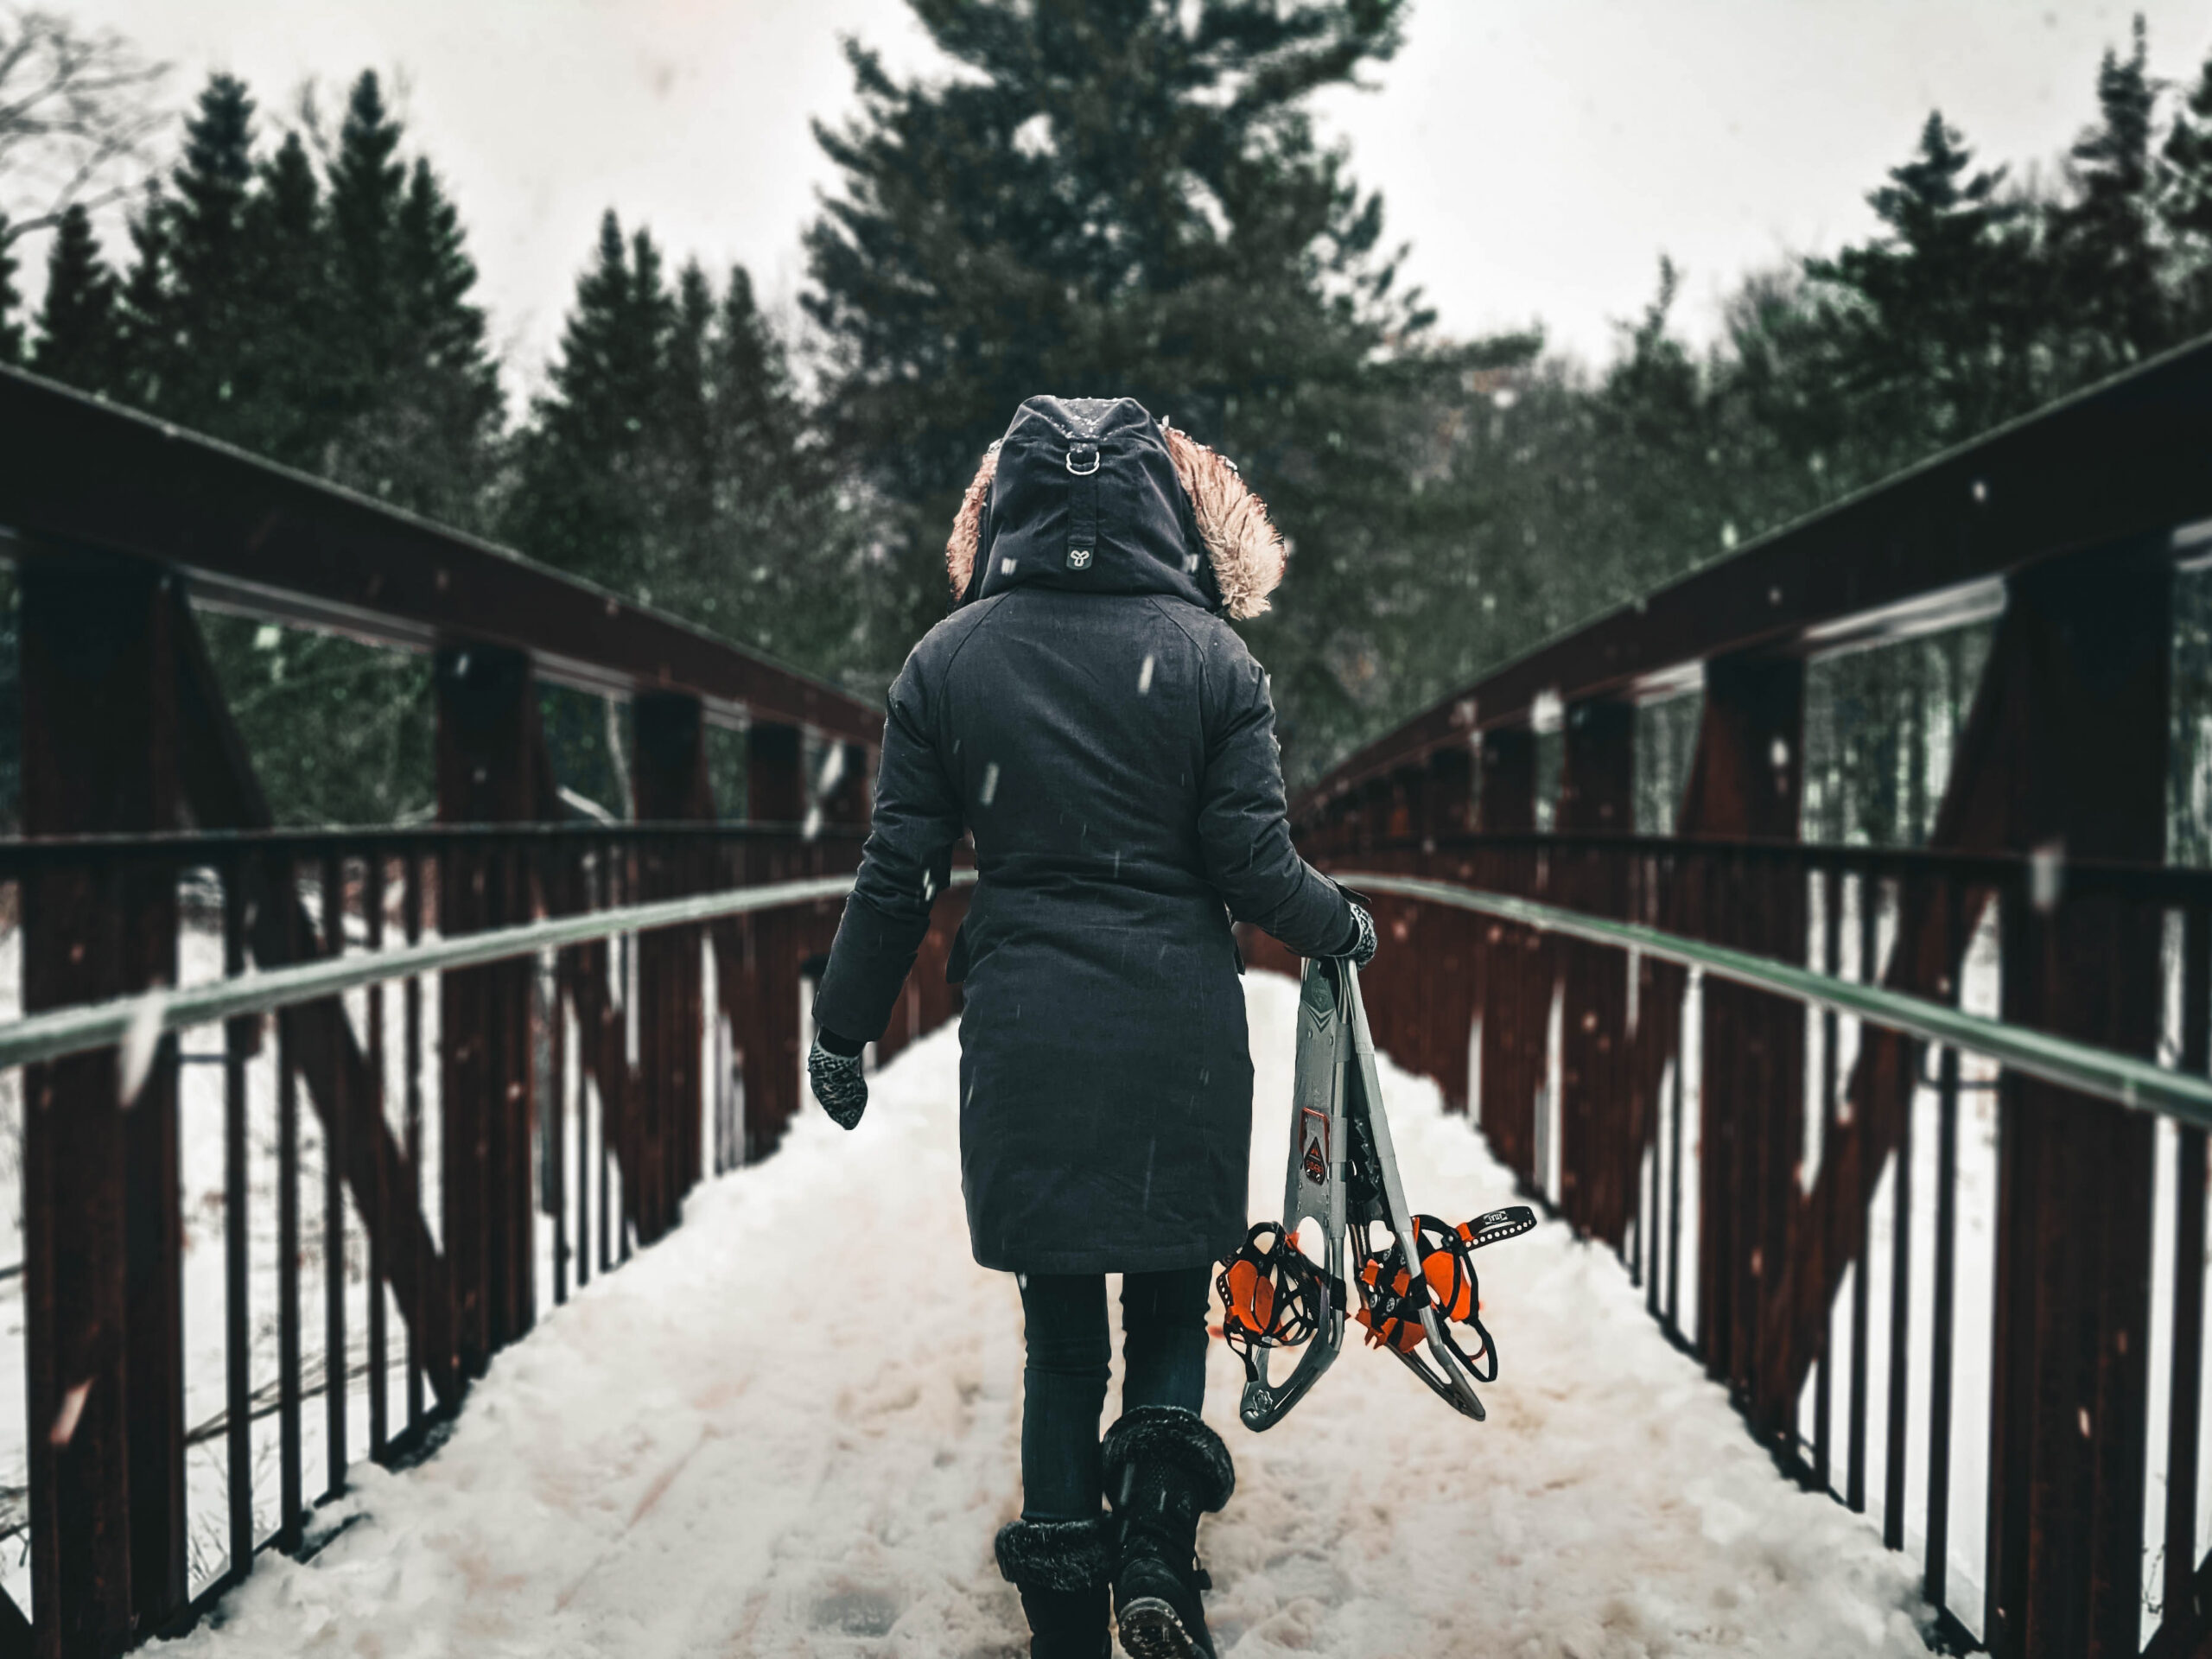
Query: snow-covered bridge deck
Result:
<box><xmin>172</xmin><ymin>975</ymin><xmax>1929</xmax><ymax>1658</ymax></box>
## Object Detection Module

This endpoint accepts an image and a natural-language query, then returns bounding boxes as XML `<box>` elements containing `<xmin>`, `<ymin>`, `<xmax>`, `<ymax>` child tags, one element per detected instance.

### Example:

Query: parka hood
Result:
<box><xmin>944</xmin><ymin>395</ymin><xmax>1285</xmax><ymax>620</ymax></box>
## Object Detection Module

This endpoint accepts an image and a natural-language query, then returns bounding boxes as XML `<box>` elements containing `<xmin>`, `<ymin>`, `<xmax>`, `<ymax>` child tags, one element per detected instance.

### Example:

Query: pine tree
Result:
<box><xmin>1796</xmin><ymin>111</ymin><xmax>2037</xmax><ymax>458</ymax></box>
<box><xmin>510</xmin><ymin>212</ymin><xmax>667</xmax><ymax>592</ymax></box>
<box><xmin>238</xmin><ymin>130</ymin><xmax>330</xmax><ymax>468</ymax></box>
<box><xmin>2161</xmin><ymin>47</ymin><xmax>2212</xmax><ymax>334</ymax></box>
<box><xmin>511</xmin><ymin>221</ymin><xmax>865</xmax><ymax>677</ymax></box>
<box><xmin>396</xmin><ymin>159</ymin><xmax>497</xmax><ymax>398</ymax></box>
<box><xmin>656</xmin><ymin>259</ymin><xmax>718</xmax><ymax>598</ymax></box>
<box><xmin>113</xmin><ymin>180</ymin><xmax>169</xmax><ymax>406</ymax></box>
<box><xmin>30</xmin><ymin>203</ymin><xmax>118</xmax><ymax>391</ymax></box>
<box><xmin>310</xmin><ymin>76</ymin><xmax>502</xmax><ymax>522</ymax></box>
<box><xmin>804</xmin><ymin>0</ymin><xmax>1446</xmax><ymax>766</ymax></box>
<box><xmin>2051</xmin><ymin>15</ymin><xmax>2167</xmax><ymax>367</ymax></box>
<box><xmin>695</xmin><ymin>265</ymin><xmax>860</xmax><ymax>664</ymax></box>
<box><xmin>714</xmin><ymin>268</ymin><xmax>808</xmax><ymax>469</ymax></box>
<box><xmin>327</xmin><ymin>72</ymin><xmax>406</xmax><ymax>402</ymax></box>
<box><xmin>156</xmin><ymin>73</ymin><xmax>261</xmax><ymax>435</ymax></box>
<box><xmin>344</xmin><ymin>155</ymin><xmax>503</xmax><ymax>524</ymax></box>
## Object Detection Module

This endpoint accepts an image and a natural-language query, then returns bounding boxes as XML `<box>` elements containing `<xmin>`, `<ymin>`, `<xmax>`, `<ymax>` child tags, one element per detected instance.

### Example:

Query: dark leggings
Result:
<box><xmin>1016</xmin><ymin>1266</ymin><xmax>1211</xmax><ymax>1521</ymax></box>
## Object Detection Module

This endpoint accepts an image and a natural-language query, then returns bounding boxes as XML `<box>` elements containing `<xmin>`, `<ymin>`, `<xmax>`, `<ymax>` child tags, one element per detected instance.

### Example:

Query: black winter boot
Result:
<box><xmin>1101</xmin><ymin>1406</ymin><xmax>1235</xmax><ymax>1659</ymax></box>
<box><xmin>995</xmin><ymin>1516</ymin><xmax>1112</xmax><ymax>1658</ymax></box>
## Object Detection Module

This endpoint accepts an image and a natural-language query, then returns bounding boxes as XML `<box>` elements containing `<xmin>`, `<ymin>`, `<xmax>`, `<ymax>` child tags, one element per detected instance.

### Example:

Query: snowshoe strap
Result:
<box><xmin>1457</xmin><ymin>1206</ymin><xmax>1537</xmax><ymax>1252</ymax></box>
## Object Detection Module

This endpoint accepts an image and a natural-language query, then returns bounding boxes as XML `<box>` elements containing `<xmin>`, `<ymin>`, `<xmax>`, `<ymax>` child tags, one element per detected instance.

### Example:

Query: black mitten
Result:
<box><xmin>808</xmin><ymin>1032</ymin><xmax>869</xmax><ymax>1129</ymax></box>
<box><xmin>1344</xmin><ymin>901</ymin><xmax>1378</xmax><ymax>969</ymax></box>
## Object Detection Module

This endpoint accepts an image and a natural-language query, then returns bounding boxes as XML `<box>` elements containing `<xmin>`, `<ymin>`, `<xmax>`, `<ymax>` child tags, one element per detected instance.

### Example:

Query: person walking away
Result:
<box><xmin>806</xmin><ymin>395</ymin><xmax>1376</xmax><ymax>1658</ymax></box>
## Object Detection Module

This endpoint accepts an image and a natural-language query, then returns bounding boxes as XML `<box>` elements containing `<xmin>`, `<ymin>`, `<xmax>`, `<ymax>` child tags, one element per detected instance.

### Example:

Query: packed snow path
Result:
<box><xmin>172</xmin><ymin>974</ymin><xmax>1930</xmax><ymax>1657</ymax></box>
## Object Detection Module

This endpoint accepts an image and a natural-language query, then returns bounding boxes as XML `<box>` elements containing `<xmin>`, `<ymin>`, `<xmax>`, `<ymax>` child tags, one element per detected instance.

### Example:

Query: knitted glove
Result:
<box><xmin>1344</xmin><ymin>901</ymin><xmax>1378</xmax><ymax>969</ymax></box>
<box><xmin>808</xmin><ymin>1032</ymin><xmax>869</xmax><ymax>1130</ymax></box>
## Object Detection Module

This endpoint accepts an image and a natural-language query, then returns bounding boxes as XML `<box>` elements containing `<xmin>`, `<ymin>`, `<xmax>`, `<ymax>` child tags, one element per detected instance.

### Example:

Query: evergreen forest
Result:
<box><xmin>4</xmin><ymin>2</ymin><xmax>2212</xmax><ymax>829</ymax></box>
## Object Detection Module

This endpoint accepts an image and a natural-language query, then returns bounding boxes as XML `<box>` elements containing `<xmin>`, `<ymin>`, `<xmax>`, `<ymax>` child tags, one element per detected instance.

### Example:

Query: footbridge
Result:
<box><xmin>0</xmin><ymin>338</ymin><xmax>2205</xmax><ymax>1656</ymax></box>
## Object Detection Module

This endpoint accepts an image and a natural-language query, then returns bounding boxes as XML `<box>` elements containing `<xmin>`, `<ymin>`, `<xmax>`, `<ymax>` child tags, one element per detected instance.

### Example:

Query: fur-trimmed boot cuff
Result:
<box><xmin>1100</xmin><ymin>1406</ymin><xmax>1235</xmax><ymax>1513</ymax></box>
<box><xmin>995</xmin><ymin>1516</ymin><xmax>1112</xmax><ymax>1592</ymax></box>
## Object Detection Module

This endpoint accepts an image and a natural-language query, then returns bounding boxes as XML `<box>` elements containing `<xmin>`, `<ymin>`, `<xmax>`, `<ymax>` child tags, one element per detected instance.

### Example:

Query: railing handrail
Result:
<box><xmin>1338</xmin><ymin>870</ymin><xmax>2212</xmax><ymax>1131</ymax></box>
<box><xmin>1361</xmin><ymin>830</ymin><xmax>2212</xmax><ymax>904</ymax></box>
<box><xmin>0</xmin><ymin>873</ymin><xmax>868</xmax><ymax>1073</ymax></box>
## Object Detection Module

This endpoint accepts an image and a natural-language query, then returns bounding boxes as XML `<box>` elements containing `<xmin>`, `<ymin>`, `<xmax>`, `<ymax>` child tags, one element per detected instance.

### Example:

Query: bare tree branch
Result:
<box><xmin>0</xmin><ymin>7</ymin><xmax>165</xmax><ymax>243</ymax></box>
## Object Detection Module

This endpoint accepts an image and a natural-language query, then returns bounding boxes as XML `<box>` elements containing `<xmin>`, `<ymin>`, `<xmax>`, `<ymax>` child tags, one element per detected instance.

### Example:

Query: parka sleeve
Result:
<box><xmin>1197</xmin><ymin>636</ymin><xmax>1357</xmax><ymax>959</ymax></box>
<box><xmin>811</xmin><ymin>654</ymin><xmax>964</xmax><ymax>1043</ymax></box>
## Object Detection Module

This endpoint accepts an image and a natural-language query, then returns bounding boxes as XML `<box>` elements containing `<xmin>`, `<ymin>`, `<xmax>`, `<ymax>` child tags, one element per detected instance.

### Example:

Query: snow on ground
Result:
<box><xmin>162</xmin><ymin>971</ymin><xmax>1930</xmax><ymax>1658</ymax></box>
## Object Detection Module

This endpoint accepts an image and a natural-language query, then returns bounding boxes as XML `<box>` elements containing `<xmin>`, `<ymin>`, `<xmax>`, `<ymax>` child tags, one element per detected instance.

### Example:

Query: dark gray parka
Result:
<box><xmin>813</xmin><ymin>396</ymin><xmax>1352</xmax><ymax>1274</ymax></box>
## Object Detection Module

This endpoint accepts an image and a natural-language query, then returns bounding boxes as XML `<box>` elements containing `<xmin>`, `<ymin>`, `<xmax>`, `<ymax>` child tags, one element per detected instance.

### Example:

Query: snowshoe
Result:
<box><xmin>1220</xmin><ymin>954</ymin><xmax>1535</xmax><ymax>1429</ymax></box>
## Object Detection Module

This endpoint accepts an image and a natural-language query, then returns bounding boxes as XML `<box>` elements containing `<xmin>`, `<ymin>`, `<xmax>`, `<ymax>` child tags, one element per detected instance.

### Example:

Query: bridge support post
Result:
<box><xmin>1360</xmin><ymin>769</ymin><xmax>1424</xmax><ymax>1078</ymax></box>
<box><xmin>1425</xmin><ymin>747</ymin><xmax>1479</xmax><ymax>1114</ymax></box>
<box><xmin>1358</xmin><ymin>777</ymin><xmax>1391</xmax><ymax>858</ymax></box>
<box><xmin>1556</xmin><ymin>701</ymin><xmax>1635</xmax><ymax>1245</ymax></box>
<box><xmin>435</xmin><ymin>643</ymin><xmax>543</xmax><ymax>1376</ymax></box>
<box><xmin>632</xmin><ymin>692</ymin><xmax>712</xmax><ymax>1238</ymax></box>
<box><xmin>822</xmin><ymin>741</ymin><xmax>874</xmax><ymax>836</ymax></box>
<box><xmin>1678</xmin><ymin>654</ymin><xmax>1804</xmax><ymax>1430</ymax></box>
<box><xmin>1476</xmin><ymin>728</ymin><xmax>1541</xmax><ymax>1182</ymax></box>
<box><xmin>741</xmin><ymin>723</ymin><xmax>804</xmax><ymax>1158</ymax></box>
<box><xmin>1981</xmin><ymin>548</ymin><xmax>2168</xmax><ymax>1658</ymax></box>
<box><xmin>19</xmin><ymin>554</ymin><xmax>186</xmax><ymax>1652</ymax></box>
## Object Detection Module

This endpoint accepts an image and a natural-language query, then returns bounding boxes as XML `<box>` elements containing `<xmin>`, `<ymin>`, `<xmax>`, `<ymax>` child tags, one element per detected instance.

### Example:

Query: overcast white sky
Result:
<box><xmin>48</xmin><ymin>0</ymin><xmax>2212</xmax><ymax>389</ymax></box>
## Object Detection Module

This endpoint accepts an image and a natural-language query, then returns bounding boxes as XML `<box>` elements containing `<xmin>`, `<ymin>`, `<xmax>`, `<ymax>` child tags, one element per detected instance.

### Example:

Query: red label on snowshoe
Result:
<box><xmin>1301</xmin><ymin>1108</ymin><xmax>1330</xmax><ymax>1185</ymax></box>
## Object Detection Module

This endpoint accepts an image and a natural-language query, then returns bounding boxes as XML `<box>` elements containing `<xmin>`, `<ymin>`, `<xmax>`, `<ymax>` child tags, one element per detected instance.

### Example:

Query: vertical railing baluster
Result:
<box><xmin>222</xmin><ymin>860</ymin><xmax>253</xmax><ymax>1582</ymax></box>
<box><xmin>404</xmin><ymin>851</ymin><xmax>424</xmax><ymax>1430</ymax></box>
<box><xmin>365</xmin><ymin>850</ymin><xmax>389</xmax><ymax>1463</ymax></box>
<box><xmin>2164</xmin><ymin>899</ymin><xmax>2211</xmax><ymax>1648</ymax></box>
<box><xmin>1645</xmin><ymin>929</ymin><xmax>1662</xmax><ymax>1324</ymax></box>
<box><xmin>321</xmin><ymin>851</ymin><xmax>348</xmax><ymax>1497</ymax></box>
<box><xmin>277</xmin><ymin>995</ymin><xmax>302</xmax><ymax>1552</ymax></box>
<box><xmin>1924</xmin><ymin>878</ymin><xmax>1962</xmax><ymax>1615</ymax></box>
<box><xmin>1883</xmin><ymin>879</ymin><xmax>1916</xmax><ymax>1550</ymax></box>
<box><xmin>1628</xmin><ymin>1143</ymin><xmax>1643</xmax><ymax>1290</ymax></box>
<box><xmin>599</xmin><ymin>843</ymin><xmax>615</xmax><ymax>1277</ymax></box>
<box><xmin>551</xmin><ymin>939</ymin><xmax>569</xmax><ymax>1308</ymax></box>
<box><xmin>1665</xmin><ymin>1039</ymin><xmax>1683</xmax><ymax>1338</ymax></box>
<box><xmin>612</xmin><ymin>838</ymin><xmax>627</xmax><ymax>1268</ymax></box>
<box><xmin>1847</xmin><ymin>871</ymin><xmax>1875</xmax><ymax>1516</ymax></box>
<box><xmin>575</xmin><ymin>857</ymin><xmax>593</xmax><ymax>1291</ymax></box>
<box><xmin>1815</xmin><ymin>860</ymin><xmax>1840</xmax><ymax>1494</ymax></box>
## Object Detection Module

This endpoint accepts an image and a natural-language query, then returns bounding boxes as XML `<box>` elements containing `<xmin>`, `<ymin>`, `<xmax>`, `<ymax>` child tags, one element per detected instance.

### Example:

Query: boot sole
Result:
<box><xmin>1116</xmin><ymin>1596</ymin><xmax>1201</xmax><ymax>1658</ymax></box>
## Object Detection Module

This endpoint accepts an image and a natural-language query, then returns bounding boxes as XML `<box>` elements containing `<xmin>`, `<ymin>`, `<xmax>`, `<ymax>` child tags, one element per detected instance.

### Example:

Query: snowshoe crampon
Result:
<box><xmin>1224</xmin><ymin>954</ymin><xmax>1535</xmax><ymax>1430</ymax></box>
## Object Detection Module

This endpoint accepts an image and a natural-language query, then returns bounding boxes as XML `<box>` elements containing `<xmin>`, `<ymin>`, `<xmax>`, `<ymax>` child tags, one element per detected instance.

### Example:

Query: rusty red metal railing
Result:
<box><xmin>0</xmin><ymin>365</ymin><xmax>975</xmax><ymax>1658</ymax></box>
<box><xmin>1274</xmin><ymin>335</ymin><xmax>2212</xmax><ymax>1656</ymax></box>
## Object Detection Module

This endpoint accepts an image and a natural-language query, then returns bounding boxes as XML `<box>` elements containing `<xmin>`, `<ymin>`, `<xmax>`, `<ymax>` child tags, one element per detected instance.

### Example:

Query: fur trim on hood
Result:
<box><xmin>944</xmin><ymin>439</ymin><xmax>1001</xmax><ymax>604</ymax></box>
<box><xmin>1160</xmin><ymin>421</ymin><xmax>1285</xmax><ymax>621</ymax></box>
<box><xmin>942</xmin><ymin>421</ymin><xmax>1286</xmax><ymax>620</ymax></box>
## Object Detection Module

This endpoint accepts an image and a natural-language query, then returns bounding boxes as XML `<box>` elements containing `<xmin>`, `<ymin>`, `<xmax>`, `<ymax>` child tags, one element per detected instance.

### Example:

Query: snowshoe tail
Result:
<box><xmin>1338</xmin><ymin>964</ymin><xmax>1502</xmax><ymax>1423</ymax></box>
